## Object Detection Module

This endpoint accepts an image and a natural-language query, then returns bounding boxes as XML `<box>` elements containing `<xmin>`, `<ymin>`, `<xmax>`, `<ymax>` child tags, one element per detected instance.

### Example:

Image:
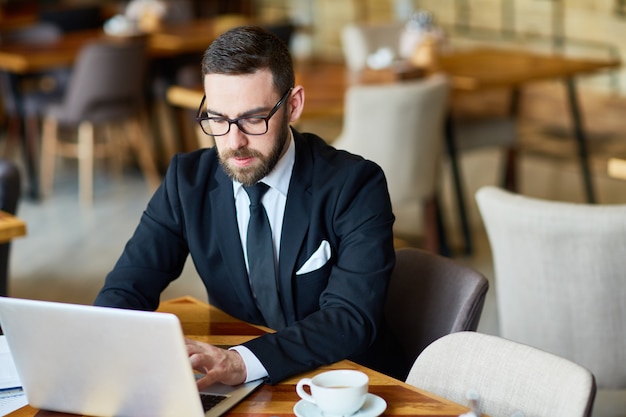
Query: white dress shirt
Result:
<box><xmin>229</xmin><ymin>131</ymin><xmax>295</xmax><ymax>382</ymax></box>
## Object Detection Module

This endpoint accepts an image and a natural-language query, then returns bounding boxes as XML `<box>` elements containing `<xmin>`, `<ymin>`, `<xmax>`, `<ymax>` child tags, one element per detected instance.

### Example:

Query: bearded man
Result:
<box><xmin>95</xmin><ymin>25</ymin><xmax>398</xmax><ymax>386</ymax></box>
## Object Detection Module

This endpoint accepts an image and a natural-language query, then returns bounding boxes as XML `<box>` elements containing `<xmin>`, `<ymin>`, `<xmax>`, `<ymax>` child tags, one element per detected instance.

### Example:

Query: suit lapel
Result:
<box><xmin>278</xmin><ymin>134</ymin><xmax>312</xmax><ymax>323</ymax></box>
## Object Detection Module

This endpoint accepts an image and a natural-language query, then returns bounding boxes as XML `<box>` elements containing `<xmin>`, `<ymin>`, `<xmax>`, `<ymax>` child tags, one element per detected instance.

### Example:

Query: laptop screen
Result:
<box><xmin>0</xmin><ymin>297</ymin><xmax>262</xmax><ymax>417</ymax></box>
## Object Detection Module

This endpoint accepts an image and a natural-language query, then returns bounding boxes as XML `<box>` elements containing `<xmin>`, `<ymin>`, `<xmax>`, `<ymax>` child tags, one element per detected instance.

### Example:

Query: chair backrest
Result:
<box><xmin>263</xmin><ymin>22</ymin><xmax>295</xmax><ymax>47</ymax></box>
<box><xmin>475</xmin><ymin>186</ymin><xmax>626</xmax><ymax>389</ymax></box>
<box><xmin>384</xmin><ymin>247</ymin><xmax>488</xmax><ymax>379</ymax></box>
<box><xmin>406</xmin><ymin>331</ymin><xmax>597</xmax><ymax>417</ymax></box>
<box><xmin>1</xmin><ymin>22</ymin><xmax>62</xmax><ymax>44</ymax></box>
<box><xmin>332</xmin><ymin>74</ymin><xmax>450</xmax><ymax>235</ymax></box>
<box><xmin>51</xmin><ymin>39</ymin><xmax>148</xmax><ymax>125</ymax></box>
<box><xmin>38</xmin><ymin>5</ymin><xmax>104</xmax><ymax>33</ymax></box>
<box><xmin>0</xmin><ymin>23</ymin><xmax>65</xmax><ymax>116</ymax></box>
<box><xmin>0</xmin><ymin>159</ymin><xmax>21</xmax><ymax>296</ymax></box>
<box><xmin>340</xmin><ymin>22</ymin><xmax>404</xmax><ymax>72</ymax></box>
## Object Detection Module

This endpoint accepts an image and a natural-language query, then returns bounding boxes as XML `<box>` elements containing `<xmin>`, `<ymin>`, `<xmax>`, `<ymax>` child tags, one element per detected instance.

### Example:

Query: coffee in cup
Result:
<box><xmin>295</xmin><ymin>369</ymin><xmax>368</xmax><ymax>416</ymax></box>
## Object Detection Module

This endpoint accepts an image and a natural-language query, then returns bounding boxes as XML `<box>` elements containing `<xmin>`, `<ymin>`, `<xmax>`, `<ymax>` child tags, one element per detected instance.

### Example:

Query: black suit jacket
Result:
<box><xmin>95</xmin><ymin>130</ymin><xmax>396</xmax><ymax>383</ymax></box>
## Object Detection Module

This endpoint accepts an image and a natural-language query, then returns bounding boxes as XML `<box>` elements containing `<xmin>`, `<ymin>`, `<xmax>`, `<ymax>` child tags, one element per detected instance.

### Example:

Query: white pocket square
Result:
<box><xmin>296</xmin><ymin>240</ymin><xmax>331</xmax><ymax>275</ymax></box>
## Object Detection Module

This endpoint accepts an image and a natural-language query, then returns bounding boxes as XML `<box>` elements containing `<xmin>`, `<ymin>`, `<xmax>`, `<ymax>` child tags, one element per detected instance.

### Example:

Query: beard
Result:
<box><xmin>218</xmin><ymin>112</ymin><xmax>290</xmax><ymax>186</ymax></box>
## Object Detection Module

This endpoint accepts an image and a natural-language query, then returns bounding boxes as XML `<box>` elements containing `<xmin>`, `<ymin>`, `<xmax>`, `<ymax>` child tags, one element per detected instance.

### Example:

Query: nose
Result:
<box><xmin>224</xmin><ymin>124</ymin><xmax>249</xmax><ymax>149</ymax></box>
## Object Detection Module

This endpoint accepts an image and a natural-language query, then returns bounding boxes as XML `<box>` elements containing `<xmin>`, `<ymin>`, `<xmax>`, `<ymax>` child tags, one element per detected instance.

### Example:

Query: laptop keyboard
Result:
<box><xmin>200</xmin><ymin>393</ymin><xmax>227</xmax><ymax>412</ymax></box>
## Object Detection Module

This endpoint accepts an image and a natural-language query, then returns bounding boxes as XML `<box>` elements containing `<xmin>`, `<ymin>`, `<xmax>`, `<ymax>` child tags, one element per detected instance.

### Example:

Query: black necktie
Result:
<box><xmin>244</xmin><ymin>183</ymin><xmax>285</xmax><ymax>330</ymax></box>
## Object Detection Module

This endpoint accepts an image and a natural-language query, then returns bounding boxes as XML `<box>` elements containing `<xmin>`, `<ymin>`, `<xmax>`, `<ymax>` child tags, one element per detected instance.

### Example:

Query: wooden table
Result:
<box><xmin>439</xmin><ymin>47</ymin><xmax>620</xmax><ymax>253</ymax></box>
<box><xmin>166</xmin><ymin>47</ymin><xmax>620</xmax><ymax>255</ymax></box>
<box><xmin>0</xmin><ymin>211</ymin><xmax>26</xmax><ymax>244</ymax></box>
<box><xmin>0</xmin><ymin>19</ymin><xmax>244</xmax><ymax>73</ymax></box>
<box><xmin>8</xmin><ymin>296</ymin><xmax>472</xmax><ymax>417</ymax></box>
<box><xmin>0</xmin><ymin>210</ymin><xmax>26</xmax><ymax>296</ymax></box>
<box><xmin>0</xmin><ymin>17</ymin><xmax>246</xmax><ymax>200</ymax></box>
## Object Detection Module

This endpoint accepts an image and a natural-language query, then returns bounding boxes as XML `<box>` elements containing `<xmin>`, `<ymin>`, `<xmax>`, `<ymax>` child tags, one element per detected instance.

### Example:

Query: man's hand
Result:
<box><xmin>185</xmin><ymin>338</ymin><xmax>247</xmax><ymax>388</ymax></box>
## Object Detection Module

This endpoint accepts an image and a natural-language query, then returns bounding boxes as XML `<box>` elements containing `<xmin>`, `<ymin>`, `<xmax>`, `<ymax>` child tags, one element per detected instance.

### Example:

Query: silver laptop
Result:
<box><xmin>0</xmin><ymin>296</ymin><xmax>263</xmax><ymax>417</ymax></box>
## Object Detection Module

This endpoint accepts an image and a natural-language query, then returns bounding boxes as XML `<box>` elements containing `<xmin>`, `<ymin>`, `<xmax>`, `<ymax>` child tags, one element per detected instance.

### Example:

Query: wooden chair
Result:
<box><xmin>39</xmin><ymin>39</ymin><xmax>160</xmax><ymax>205</ymax></box>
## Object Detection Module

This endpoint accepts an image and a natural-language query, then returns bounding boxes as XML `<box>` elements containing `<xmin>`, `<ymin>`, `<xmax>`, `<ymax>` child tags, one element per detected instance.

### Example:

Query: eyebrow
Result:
<box><xmin>205</xmin><ymin>104</ymin><xmax>272</xmax><ymax>118</ymax></box>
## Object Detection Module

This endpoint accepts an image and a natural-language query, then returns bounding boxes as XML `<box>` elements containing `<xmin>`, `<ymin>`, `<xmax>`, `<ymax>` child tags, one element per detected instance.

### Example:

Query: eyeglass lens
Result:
<box><xmin>200</xmin><ymin>116</ymin><xmax>268</xmax><ymax>136</ymax></box>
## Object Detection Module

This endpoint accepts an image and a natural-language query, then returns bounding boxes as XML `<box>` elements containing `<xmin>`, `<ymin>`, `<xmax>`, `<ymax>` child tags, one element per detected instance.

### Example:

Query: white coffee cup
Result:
<box><xmin>295</xmin><ymin>369</ymin><xmax>369</xmax><ymax>416</ymax></box>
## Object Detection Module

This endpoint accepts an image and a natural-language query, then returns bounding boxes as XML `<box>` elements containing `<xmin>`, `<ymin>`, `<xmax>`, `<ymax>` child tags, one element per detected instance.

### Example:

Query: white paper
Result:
<box><xmin>0</xmin><ymin>387</ymin><xmax>28</xmax><ymax>416</ymax></box>
<box><xmin>0</xmin><ymin>336</ymin><xmax>27</xmax><ymax>415</ymax></box>
<box><xmin>0</xmin><ymin>336</ymin><xmax>21</xmax><ymax>389</ymax></box>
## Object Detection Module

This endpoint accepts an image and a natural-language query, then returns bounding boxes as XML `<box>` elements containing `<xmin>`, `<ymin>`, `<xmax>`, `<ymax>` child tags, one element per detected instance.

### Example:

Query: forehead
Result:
<box><xmin>203</xmin><ymin>70</ymin><xmax>276</xmax><ymax>114</ymax></box>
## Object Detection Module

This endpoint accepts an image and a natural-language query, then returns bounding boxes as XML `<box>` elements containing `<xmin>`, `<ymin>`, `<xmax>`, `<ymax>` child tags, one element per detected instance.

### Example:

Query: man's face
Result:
<box><xmin>203</xmin><ymin>70</ymin><xmax>291</xmax><ymax>186</ymax></box>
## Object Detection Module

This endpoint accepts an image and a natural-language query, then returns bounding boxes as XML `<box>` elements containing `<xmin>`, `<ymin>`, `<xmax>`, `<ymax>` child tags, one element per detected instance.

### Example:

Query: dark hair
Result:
<box><xmin>201</xmin><ymin>25</ymin><xmax>294</xmax><ymax>96</ymax></box>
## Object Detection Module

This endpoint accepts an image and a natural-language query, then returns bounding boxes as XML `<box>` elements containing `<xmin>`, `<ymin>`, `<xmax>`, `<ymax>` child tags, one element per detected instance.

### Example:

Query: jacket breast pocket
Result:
<box><xmin>296</xmin><ymin>240</ymin><xmax>331</xmax><ymax>275</ymax></box>
<box><xmin>293</xmin><ymin>260</ymin><xmax>333</xmax><ymax>318</ymax></box>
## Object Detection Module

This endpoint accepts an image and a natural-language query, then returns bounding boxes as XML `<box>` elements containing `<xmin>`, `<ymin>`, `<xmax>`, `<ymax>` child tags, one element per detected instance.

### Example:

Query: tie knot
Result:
<box><xmin>244</xmin><ymin>182</ymin><xmax>269</xmax><ymax>206</ymax></box>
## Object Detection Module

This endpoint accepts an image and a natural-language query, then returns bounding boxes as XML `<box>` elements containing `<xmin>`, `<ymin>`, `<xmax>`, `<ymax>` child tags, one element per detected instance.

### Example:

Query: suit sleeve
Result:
<box><xmin>94</xmin><ymin>155</ymin><xmax>190</xmax><ymax>310</ymax></box>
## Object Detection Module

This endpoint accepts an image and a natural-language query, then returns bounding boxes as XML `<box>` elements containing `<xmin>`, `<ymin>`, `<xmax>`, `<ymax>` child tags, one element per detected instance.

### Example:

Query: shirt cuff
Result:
<box><xmin>229</xmin><ymin>345</ymin><xmax>268</xmax><ymax>382</ymax></box>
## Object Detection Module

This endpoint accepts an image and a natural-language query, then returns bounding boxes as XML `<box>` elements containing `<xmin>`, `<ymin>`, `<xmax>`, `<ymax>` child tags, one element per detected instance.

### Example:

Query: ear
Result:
<box><xmin>287</xmin><ymin>85</ymin><xmax>305</xmax><ymax>123</ymax></box>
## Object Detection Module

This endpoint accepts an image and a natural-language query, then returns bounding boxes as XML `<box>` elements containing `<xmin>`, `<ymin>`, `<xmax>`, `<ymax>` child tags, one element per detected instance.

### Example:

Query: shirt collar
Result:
<box><xmin>233</xmin><ymin>129</ymin><xmax>295</xmax><ymax>197</ymax></box>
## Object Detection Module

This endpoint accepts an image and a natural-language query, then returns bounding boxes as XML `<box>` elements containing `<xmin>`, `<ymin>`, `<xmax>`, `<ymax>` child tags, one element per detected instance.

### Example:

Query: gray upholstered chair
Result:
<box><xmin>332</xmin><ymin>74</ymin><xmax>451</xmax><ymax>253</ymax></box>
<box><xmin>406</xmin><ymin>331</ymin><xmax>597</xmax><ymax>417</ymax></box>
<box><xmin>381</xmin><ymin>247</ymin><xmax>489</xmax><ymax>380</ymax></box>
<box><xmin>476</xmin><ymin>186</ymin><xmax>626</xmax><ymax>416</ymax></box>
<box><xmin>0</xmin><ymin>159</ymin><xmax>21</xmax><ymax>296</ymax></box>
<box><xmin>39</xmin><ymin>39</ymin><xmax>160</xmax><ymax>205</ymax></box>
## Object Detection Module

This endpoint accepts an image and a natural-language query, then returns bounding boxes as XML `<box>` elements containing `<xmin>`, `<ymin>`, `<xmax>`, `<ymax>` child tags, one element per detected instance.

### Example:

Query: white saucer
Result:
<box><xmin>294</xmin><ymin>393</ymin><xmax>387</xmax><ymax>417</ymax></box>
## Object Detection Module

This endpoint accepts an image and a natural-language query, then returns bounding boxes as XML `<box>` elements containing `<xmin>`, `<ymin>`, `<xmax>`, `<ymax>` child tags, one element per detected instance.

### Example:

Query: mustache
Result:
<box><xmin>221</xmin><ymin>148</ymin><xmax>263</xmax><ymax>159</ymax></box>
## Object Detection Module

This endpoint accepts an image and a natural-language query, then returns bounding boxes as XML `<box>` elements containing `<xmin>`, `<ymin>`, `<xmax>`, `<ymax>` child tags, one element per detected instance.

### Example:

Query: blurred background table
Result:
<box><xmin>0</xmin><ymin>211</ymin><xmax>26</xmax><ymax>243</ymax></box>
<box><xmin>438</xmin><ymin>47</ymin><xmax>620</xmax><ymax>253</ymax></box>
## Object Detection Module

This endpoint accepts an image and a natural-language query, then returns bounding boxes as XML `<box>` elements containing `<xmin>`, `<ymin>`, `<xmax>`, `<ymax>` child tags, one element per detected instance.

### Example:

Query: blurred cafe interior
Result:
<box><xmin>1</xmin><ymin>0</ymin><xmax>626</xmax><ymax>415</ymax></box>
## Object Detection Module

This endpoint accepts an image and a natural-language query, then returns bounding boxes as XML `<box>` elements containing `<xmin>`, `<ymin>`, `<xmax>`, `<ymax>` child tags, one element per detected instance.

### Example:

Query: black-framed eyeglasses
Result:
<box><xmin>196</xmin><ymin>88</ymin><xmax>292</xmax><ymax>137</ymax></box>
